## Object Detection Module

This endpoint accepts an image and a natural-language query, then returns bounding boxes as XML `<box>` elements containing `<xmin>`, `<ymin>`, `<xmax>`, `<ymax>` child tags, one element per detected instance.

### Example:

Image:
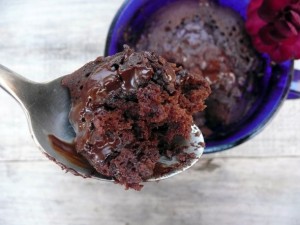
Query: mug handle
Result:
<box><xmin>288</xmin><ymin>61</ymin><xmax>300</xmax><ymax>99</ymax></box>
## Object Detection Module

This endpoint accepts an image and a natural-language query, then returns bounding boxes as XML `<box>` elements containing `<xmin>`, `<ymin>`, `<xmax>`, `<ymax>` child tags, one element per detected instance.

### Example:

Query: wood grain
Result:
<box><xmin>1</xmin><ymin>1</ymin><xmax>300</xmax><ymax>225</ymax></box>
<box><xmin>0</xmin><ymin>158</ymin><xmax>300</xmax><ymax>225</ymax></box>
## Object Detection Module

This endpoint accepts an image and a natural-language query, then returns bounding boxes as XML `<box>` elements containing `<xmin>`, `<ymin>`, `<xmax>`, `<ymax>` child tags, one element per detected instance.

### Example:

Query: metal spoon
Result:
<box><xmin>0</xmin><ymin>64</ymin><xmax>204</xmax><ymax>182</ymax></box>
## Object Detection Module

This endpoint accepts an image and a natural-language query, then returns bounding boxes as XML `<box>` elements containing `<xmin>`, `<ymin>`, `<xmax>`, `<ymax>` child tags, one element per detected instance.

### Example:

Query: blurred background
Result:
<box><xmin>0</xmin><ymin>1</ymin><xmax>300</xmax><ymax>225</ymax></box>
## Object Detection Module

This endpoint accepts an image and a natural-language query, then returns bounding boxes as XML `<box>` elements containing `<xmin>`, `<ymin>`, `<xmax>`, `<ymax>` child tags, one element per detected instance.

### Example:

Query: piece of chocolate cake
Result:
<box><xmin>62</xmin><ymin>46</ymin><xmax>210</xmax><ymax>190</ymax></box>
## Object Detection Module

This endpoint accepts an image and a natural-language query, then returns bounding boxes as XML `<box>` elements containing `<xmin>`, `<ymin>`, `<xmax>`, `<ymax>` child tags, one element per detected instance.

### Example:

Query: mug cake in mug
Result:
<box><xmin>105</xmin><ymin>0</ymin><xmax>296</xmax><ymax>152</ymax></box>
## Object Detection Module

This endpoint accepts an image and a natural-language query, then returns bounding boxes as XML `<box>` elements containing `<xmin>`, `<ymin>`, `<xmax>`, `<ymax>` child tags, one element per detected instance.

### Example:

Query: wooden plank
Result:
<box><xmin>1</xmin><ymin>1</ymin><xmax>300</xmax><ymax>225</ymax></box>
<box><xmin>0</xmin><ymin>157</ymin><xmax>299</xmax><ymax>225</ymax></box>
<box><xmin>0</xmin><ymin>0</ymin><xmax>124</xmax><ymax>79</ymax></box>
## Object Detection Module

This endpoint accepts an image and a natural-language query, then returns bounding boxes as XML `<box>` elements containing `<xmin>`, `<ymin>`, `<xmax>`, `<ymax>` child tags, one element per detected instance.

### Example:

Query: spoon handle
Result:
<box><xmin>0</xmin><ymin>64</ymin><xmax>35</xmax><ymax>107</ymax></box>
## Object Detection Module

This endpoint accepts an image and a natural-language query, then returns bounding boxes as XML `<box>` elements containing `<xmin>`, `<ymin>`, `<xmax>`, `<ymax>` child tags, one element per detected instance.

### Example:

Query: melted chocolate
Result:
<box><xmin>81</xmin><ymin>133</ymin><xmax>122</xmax><ymax>163</ymax></box>
<box><xmin>43</xmin><ymin>152</ymin><xmax>91</xmax><ymax>178</ymax></box>
<box><xmin>152</xmin><ymin>162</ymin><xmax>177</xmax><ymax>178</ymax></box>
<box><xmin>48</xmin><ymin>135</ymin><xmax>92</xmax><ymax>169</ymax></box>
<box><xmin>119</xmin><ymin>67</ymin><xmax>153</xmax><ymax>91</ymax></box>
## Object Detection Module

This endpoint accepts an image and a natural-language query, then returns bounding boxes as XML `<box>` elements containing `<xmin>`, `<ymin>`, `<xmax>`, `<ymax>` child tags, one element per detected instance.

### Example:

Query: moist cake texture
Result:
<box><xmin>62</xmin><ymin>47</ymin><xmax>210</xmax><ymax>190</ymax></box>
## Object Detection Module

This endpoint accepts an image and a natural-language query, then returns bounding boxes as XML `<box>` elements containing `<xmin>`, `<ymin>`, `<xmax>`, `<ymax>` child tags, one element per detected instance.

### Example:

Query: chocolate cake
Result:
<box><xmin>62</xmin><ymin>46</ymin><xmax>210</xmax><ymax>190</ymax></box>
<box><xmin>131</xmin><ymin>0</ymin><xmax>265</xmax><ymax>138</ymax></box>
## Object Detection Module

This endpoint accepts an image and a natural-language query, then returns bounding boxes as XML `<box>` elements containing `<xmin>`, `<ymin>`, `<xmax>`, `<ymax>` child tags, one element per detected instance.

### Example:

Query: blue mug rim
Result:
<box><xmin>104</xmin><ymin>0</ymin><xmax>295</xmax><ymax>153</ymax></box>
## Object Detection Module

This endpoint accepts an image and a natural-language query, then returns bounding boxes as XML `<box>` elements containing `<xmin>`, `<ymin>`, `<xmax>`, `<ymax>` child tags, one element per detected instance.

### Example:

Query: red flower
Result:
<box><xmin>246</xmin><ymin>0</ymin><xmax>300</xmax><ymax>62</ymax></box>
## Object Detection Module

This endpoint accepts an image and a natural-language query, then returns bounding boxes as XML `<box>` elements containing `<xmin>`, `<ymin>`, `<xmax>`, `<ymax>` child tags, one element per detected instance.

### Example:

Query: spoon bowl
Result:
<box><xmin>0</xmin><ymin>64</ymin><xmax>205</xmax><ymax>182</ymax></box>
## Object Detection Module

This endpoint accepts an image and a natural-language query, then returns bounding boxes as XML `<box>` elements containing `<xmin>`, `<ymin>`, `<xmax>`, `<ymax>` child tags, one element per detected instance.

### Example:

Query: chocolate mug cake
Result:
<box><xmin>124</xmin><ymin>0</ymin><xmax>265</xmax><ymax>139</ymax></box>
<box><xmin>62</xmin><ymin>46</ymin><xmax>210</xmax><ymax>190</ymax></box>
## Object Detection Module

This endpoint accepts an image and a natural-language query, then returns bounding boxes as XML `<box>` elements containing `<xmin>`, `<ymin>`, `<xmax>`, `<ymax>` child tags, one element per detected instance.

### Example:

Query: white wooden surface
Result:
<box><xmin>0</xmin><ymin>1</ymin><xmax>300</xmax><ymax>225</ymax></box>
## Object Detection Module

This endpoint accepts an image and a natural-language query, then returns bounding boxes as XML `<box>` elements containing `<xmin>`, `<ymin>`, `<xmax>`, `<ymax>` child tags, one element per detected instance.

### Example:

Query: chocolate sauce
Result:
<box><xmin>48</xmin><ymin>135</ymin><xmax>92</xmax><ymax>169</ymax></box>
<box><xmin>152</xmin><ymin>162</ymin><xmax>177</xmax><ymax>178</ymax></box>
<box><xmin>43</xmin><ymin>152</ymin><xmax>91</xmax><ymax>178</ymax></box>
<box><xmin>81</xmin><ymin>134</ymin><xmax>122</xmax><ymax>163</ymax></box>
<box><xmin>119</xmin><ymin>67</ymin><xmax>153</xmax><ymax>91</ymax></box>
<box><xmin>83</xmin><ymin>65</ymin><xmax>154</xmax><ymax>104</ymax></box>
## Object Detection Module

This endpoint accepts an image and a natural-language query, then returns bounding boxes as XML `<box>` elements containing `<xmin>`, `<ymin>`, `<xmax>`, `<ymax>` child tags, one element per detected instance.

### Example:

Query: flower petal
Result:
<box><xmin>290</xmin><ymin>1</ymin><xmax>300</xmax><ymax>14</ymax></box>
<box><xmin>258</xmin><ymin>25</ymin><xmax>279</xmax><ymax>44</ymax></box>
<box><xmin>288</xmin><ymin>10</ymin><xmax>300</xmax><ymax>28</ymax></box>
<box><xmin>246</xmin><ymin>11</ymin><xmax>267</xmax><ymax>35</ymax></box>
<box><xmin>247</xmin><ymin>0</ymin><xmax>264</xmax><ymax>14</ymax></box>
<box><xmin>268</xmin><ymin>36</ymin><xmax>299</xmax><ymax>62</ymax></box>
<box><xmin>258</xmin><ymin>0</ymin><xmax>291</xmax><ymax>21</ymax></box>
<box><xmin>252</xmin><ymin>34</ymin><xmax>276</xmax><ymax>53</ymax></box>
<box><xmin>293</xmin><ymin>37</ymin><xmax>300</xmax><ymax>58</ymax></box>
<box><xmin>281</xmin><ymin>35</ymin><xmax>300</xmax><ymax>57</ymax></box>
<box><xmin>245</xmin><ymin>0</ymin><xmax>300</xmax><ymax>62</ymax></box>
<box><xmin>273</xmin><ymin>20</ymin><xmax>298</xmax><ymax>38</ymax></box>
<box><xmin>271</xmin><ymin>48</ymin><xmax>290</xmax><ymax>62</ymax></box>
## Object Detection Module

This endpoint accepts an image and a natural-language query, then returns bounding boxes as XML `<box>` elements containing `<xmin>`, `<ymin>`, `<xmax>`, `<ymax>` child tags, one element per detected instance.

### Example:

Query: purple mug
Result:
<box><xmin>104</xmin><ymin>0</ymin><xmax>300</xmax><ymax>153</ymax></box>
